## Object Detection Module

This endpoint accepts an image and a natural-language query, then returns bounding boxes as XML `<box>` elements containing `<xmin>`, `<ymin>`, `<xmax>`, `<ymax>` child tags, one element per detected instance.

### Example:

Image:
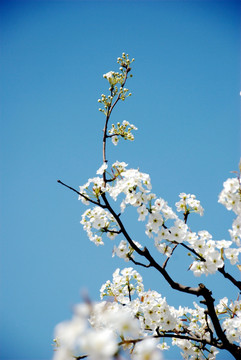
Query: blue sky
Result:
<box><xmin>0</xmin><ymin>1</ymin><xmax>240</xmax><ymax>359</ymax></box>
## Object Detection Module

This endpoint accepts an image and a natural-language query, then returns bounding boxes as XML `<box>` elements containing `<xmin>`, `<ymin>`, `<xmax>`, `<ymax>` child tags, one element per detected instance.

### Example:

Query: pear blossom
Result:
<box><xmin>112</xmin><ymin>240</ymin><xmax>132</xmax><ymax>261</ymax></box>
<box><xmin>132</xmin><ymin>338</ymin><xmax>163</xmax><ymax>360</ymax></box>
<box><xmin>96</xmin><ymin>162</ymin><xmax>108</xmax><ymax>175</ymax></box>
<box><xmin>112</xmin><ymin>135</ymin><xmax>119</xmax><ymax>145</ymax></box>
<box><xmin>137</xmin><ymin>204</ymin><xmax>148</xmax><ymax>221</ymax></box>
<box><xmin>176</xmin><ymin>193</ymin><xmax>204</xmax><ymax>216</ymax></box>
<box><xmin>81</xmin><ymin>329</ymin><xmax>117</xmax><ymax>360</ymax></box>
<box><xmin>103</xmin><ymin>71</ymin><xmax>119</xmax><ymax>86</ymax></box>
<box><xmin>224</xmin><ymin>247</ymin><xmax>241</xmax><ymax>265</ymax></box>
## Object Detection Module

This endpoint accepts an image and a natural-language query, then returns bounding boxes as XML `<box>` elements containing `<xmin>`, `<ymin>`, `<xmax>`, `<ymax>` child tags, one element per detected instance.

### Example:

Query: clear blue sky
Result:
<box><xmin>0</xmin><ymin>1</ymin><xmax>240</xmax><ymax>360</ymax></box>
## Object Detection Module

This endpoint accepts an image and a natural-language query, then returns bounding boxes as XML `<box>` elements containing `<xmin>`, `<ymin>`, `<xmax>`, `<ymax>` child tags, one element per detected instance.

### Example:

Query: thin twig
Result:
<box><xmin>218</xmin><ymin>266</ymin><xmax>241</xmax><ymax>291</ymax></box>
<box><xmin>57</xmin><ymin>180</ymin><xmax>107</xmax><ymax>209</ymax></box>
<box><xmin>162</xmin><ymin>244</ymin><xmax>178</xmax><ymax>269</ymax></box>
<box><xmin>128</xmin><ymin>256</ymin><xmax>151</xmax><ymax>268</ymax></box>
<box><xmin>102</xmin><ymin>68</ymin><xmax>129</xmax><ymax>185</ymax></box>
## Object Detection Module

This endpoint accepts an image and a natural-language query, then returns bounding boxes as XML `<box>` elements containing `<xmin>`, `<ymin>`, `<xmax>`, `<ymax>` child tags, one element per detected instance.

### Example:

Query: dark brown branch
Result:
<box><xmin>57</xmin><ymin>180</ymin><xmax>107</xmax><ymax>209</ymax></box>
<box><xmin>164</xmin><ymin>221</ymin><xmax>240</xmax><ymax>291</ymax></box>
<box><xmin>127</xmin><ymin>281</ymin><xmax>132</xmax><ymax>302</ymax></box>
<box><xmin>182</xmin><ymin>242</ymin><xmax>241</xmax><ymax>291</ymax></box>
<box><xmin>119</xmin><ymin>331</ymin><xmax>219</xmax><ymax>349</ymax></box>
<box><xmin>162</xmin><ymin>244</ymin><xmax>178</xmax><ymax>269</ymax></box>
<box><xmin>106</xmin><ymin>133</ymin><xmax>120</xmax><ymax>138</ymax></box>
<box><xmin>180</xmin><ymin>242</ymin><xmax>206</xmax><ymax>261</ymax></box>
<box><xmin>178</xmin><ymin>240</ymin><xmax>241</xmax><ymax>292</ymax></box>
<box><xmin>204</xmin><ymin>309</ymin><xmax>214</xmax><ymax>343</ymax></box>
<box><xmin>155</xmin><ymin>328</ymin><xmax>220</xmax><ymax>348</ymax></box>
<box><xmin>102</xmin><ymin>228</ymin><xmax>122</xmax><ymax>234</ymax></box>
<box><xmin>199</xmin><ymin>284</ymin><xmax>241</xmax><ymax>358</ymax></box>
<box><xmin>218</xmin><ymin>266</ymin><xmax>241</xmax><ymax>291</ymax></box>
<box><xmin>183</xmin><ymin>210</ymin><xmax>189</xmax><ymax>224</ymax></box>
<box><xmin>128</xmin><ymin>256</ymin><xmax>151</xmax><ymax>268</ymax></box>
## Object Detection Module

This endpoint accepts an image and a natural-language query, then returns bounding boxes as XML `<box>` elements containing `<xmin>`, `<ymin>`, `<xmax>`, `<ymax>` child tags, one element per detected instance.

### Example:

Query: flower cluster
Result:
<box><xmin>100</xmin><ymin>268</ymin><xmax>211</xmax><ymax>344</ymax></box>
<box><xmin>78</xmin><ymin>160</ymin><xmax>241</xmax><ymax>275</ymax></box>
<box><xmin>100</xmin><ymin>267</ymin><xmax>144</xmax><ymax>303</ymax></box>
<box><xmin>216</xmin><ymin>296</ymin><xmax>241</xmax><ymax>343</ymax></box>
<box><xmin>78</xmin><ymin>176</ymin><xmax>106</xmax><ymax>204</ymax></box>
<box><xmin>108</xmin><ymin>120</ymin><xmax>137</xmax><ymax>146</ymax></box>
<box><xmin>54</xmin><ymin>267</ymin><xmax>241</xmax><ymax>360</ymax></box>
<box><xmin>103</xmin><ymin>71</ymin><xmax>123</xmax><ymax>86</ymax></box>
<box><xmin>80</xmin><ymin>207</ymin><xmax>118</xmax><ymax>245</ymax></box>
<box><xmin>112</xmin><ymin>239</ymin><xmax>142</xmax><ymax>262</ymax></box>
<box><xmin>53</xmin><ymin>301</ymin><xmax>138</xmax><ymax>360</ymax></box>
<box><xmin>219</xmin><ymin>177</ymin><xmax>241</xmax><ymax>247</ymax></box>
<box><xmin>98</xmin><ymin>53</ymin><xmax>134</xmax><ymax>115</ymax></box>
<box><xmin>218</xmin><ymin>177</ymin><xmax>241</xmax><ymax>214</ymax></box>
<box><xmin>108</xmin><ymin>167</ymin><xmax>152</xmax><ymax>208</ymax></box>
<box><xmin>176</xmin><ymin>193</ymin><xmax>204</xmax><ymax>216</ymax></box>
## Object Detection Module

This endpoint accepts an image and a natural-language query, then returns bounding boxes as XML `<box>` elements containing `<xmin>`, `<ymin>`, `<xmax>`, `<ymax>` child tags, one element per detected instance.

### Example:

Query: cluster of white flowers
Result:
<box><xmin>78</xmin><ymin>160</ymin><xmax>241</xmax><ymax>275</ymax></box>
<box><xmin>100</xmin><ymin>267</ymin><xmax>144</xmax><ymax>303</ymax></box>
<box><xmin>108</xmin><ymin>167</ymin><xmax>152</xmax><ymax>209</ymax></box>
<box><xmin>103</xmin><ymin>70</ymin><xmax>123</xmax><ymax>86</ymax></box>
<box><xmin>112</xmin><ymin>239</ymin><xmax>142</xmax><ymax>261</ymax></box>
<box><xmin>176</xmin><ymin>193</ymin><xmax>204</xmax><ymax>216</ymax></box>
<box><xmin>218</xmin><ymin>177</ymin><xmax>241</xmax><ymax>214</ymax></box>
<box><xmin>54</xmin><ymin>267</ymin><xmax>241</xmax><ymax>360</ymax></box>
<box><xmin>53</xmin><ymin>301</ymin><xmax>135</xmax><ymax>360</ymax></box>
<box><xmin>108</xmin><ymin>120</ymin><xmax>138</xmax><ymax>146</ymax></box>
<box><xmin>216</xmin><ymin>296</ymin><xmax>241</xmax><ymax>344</ymax></box>
<box><xmin>80</xmin><ymin>207</ymin><xmax>118</xmax><ymax>245</ymax></box>
<box><xmin>187</xmin><ymin>230</ymin><xmax>241</xmax><ymax>276</ymax></box>
<box><xmin>99</xmin><ymin>53</ymin><xmax>134</xmax><ymax>115</ymax></box>
<box><xmin>78</xmin><ymin>176</ymin><xmax>106</xmax><ymax>204</ymax></box>
<box><xmin>172</xmin><ymin>339</ymin><xmax>218</xmax><ymax>360</ymax></box>
<box><xmin>100</xmin><ymin>269</ymin><xmax>213</xmax><ymax>345</ymax></box>
<box><xmin>219</xmin><ymin>177</ymin><xmax>241</xmax><ymax>247</ymax></box>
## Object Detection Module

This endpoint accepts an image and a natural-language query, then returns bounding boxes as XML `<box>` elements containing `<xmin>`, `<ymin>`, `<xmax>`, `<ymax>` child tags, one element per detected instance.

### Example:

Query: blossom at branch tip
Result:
<box><xmin>111</xmin><ymin>135</ymin><xmax>119</xmax><ymax>146</ymax></box>
<box><xmin>218</xmin><ymin>177</ymin><xmax>241</xmax><ymax>214</ymax></box>
<box><xmin>109</xmin><ymin>120</ymin><xmax>138</xmax><ymax>145</ymax></box>
<box><xmin>176</xmin><ymin>192</ymin><xmax>204</xmax><ymax>216</ymax></box>
<box><xmin>96</xmin><ymin>163</ymin><xmax>108</xmax><ymax>175</ymax></box>
<box><xmin>112</xmin><ymin>239</ymin><xmax>142</xmax><ymax>262</ymax></box>
<box><xmin>80</xmin><ymin>207</ymin><xmax>119</xmax><ymax>245</ymax></box>
<box><xmin>103</xmin><ymin>71</ymin><xmax>119</xmax><ymax>86</ymax></box>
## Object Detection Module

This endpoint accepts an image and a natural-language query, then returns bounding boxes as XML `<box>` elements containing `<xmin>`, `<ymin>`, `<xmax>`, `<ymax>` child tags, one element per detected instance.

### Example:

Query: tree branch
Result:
<box><xmin>102</xmin><ymin>68</ymin><xmax>129</xmax><ymax>185</ymax></box>
<box><xmin>162</xmin><ymin>244</ymin><xmax>178</xmax><ymax>269</ymax></box>
<box><xmin>57</xmin><ymin>180</ymin><xmax>107</xmax><ymax>209</ymax></box>
<box><xmin>128</xmin><ymin>255</ymin><xmax>151</xmax><ymax>268</ymax></box>
<box><xmin>218</xmin><ymin>266</ymin><xmax>241</xmax><ymax>291</ymax></box>
<box><xmin>155</xmin><ymin>328</ymin><xmax>220</xmax><ymax>348</ymax></box>
<box><xmin>199</xmin><ymin>284</ymin><xmax>241</xmax><ymax>358</ymax></box>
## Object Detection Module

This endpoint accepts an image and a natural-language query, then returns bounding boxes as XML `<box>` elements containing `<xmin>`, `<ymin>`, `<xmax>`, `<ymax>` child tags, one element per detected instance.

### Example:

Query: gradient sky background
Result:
<box><xmin>0</xmin><ymin>1</ymin><xmax>240</xmax><ymax>360</ymax></box>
